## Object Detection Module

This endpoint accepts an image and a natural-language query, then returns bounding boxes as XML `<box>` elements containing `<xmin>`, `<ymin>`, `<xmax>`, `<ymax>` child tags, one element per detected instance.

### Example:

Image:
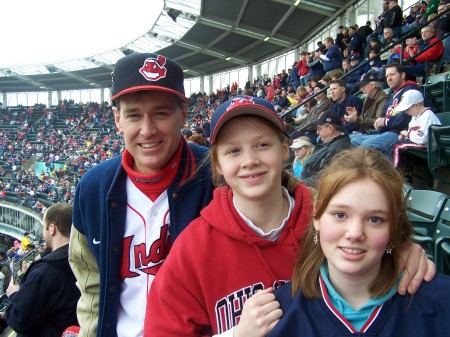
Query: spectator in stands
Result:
<box><xmin>404</xmin><ymin>1</ymin><xmax>426</xmax><ymax>34</ymax></box>
<box><xmin>6</xmin><ymin>203</ymin><xmax>80</xmax><ymax>337</ymax></box>
<box><xmin>300</xmin><ymin>110</ymin><xmax>351</xmax><ymax>187</ymax></box>
<box><xmin>288</xmin><ymin>62</ymin><xmax>300</xmax><ymax>90</ymax></box>
<box><xmin>336</xmin><ymin>25</ymin><xmax>346</xmax><ymax>52</ymax></box>
<box><xmin>404</xmin><ymin>24</ymin><xmax>444</xmax><ymax>78</ymax></box>
<box><xmin>266</xmin><ymin>81</ymin><xmax>276</xmax><ymax>102</ymax></box>
<box><xmin>20</xmin><ymin>232</ymin><xmax>34</xmax><ymax>253</ymax></box>
<box><xmin>68</xmin><ymin>53</ymin><xmax>214</xmax><ymax>337</ymax></box>
<box><xmin>359</xmin><ymin>21</ymin><xmax>374</xmax><ymax>55</ymax></box>
<box><xmin>0</xmin><ymin>251</ymin><xmax>11</xmax><ymax>295</ymax></box>
<box><xmin>345</xmin><ymin>72</ymin><xmax>389</xmax><ymax>135</ymax></box>
<box><xmin>366</xmin><ymin>48</ymin><xmax>385</xmax><ymax>73</ymax></box>
<box><xmin>181</xmin><ymin>128</ymin><xmax>192</xmax><ymax>141</ymax></box>
<box><xmin>437</xmin><ymin>2</ymin><xmax>450</xmax><ymax>68</ymax></box>
<box><xmin>293</xmin><ymin>83</ymin><xmax>333</xmax><ymax>143</ymax></box>
<box><xmin>386</xmin><ymin>0</ymin><xmax>404</xmax><ymax>39</ymax></box>
<box><xmin>345</xmin><ymin>54</ymin><xmax>366</xmax><ymax>94</ymax></box>
<box><xmin>297</xmin><ymin>52</ymin><xmax>310</xmax><ymax>86</ymax></box>
<box><xmin>348</xmin><ymin>25</ymin><xmax>364</xmax><ymax>57</ymax></box>
<box><xmin>373</xmin><ymin>1</ymin><xmax>391</xmax><ymax>43</ymax></box>
<box><xmin>380</xmin><ymin>27</ymin><xmax>399</xmax><ymax>62</ymax></box>
<box><xmin>290</xmin><ymin>137</ymin><xmax>314</xmax><ymax>178</ymax></box>
<box><xmin>421</xmin><ymin>0</ymin><xmax>440</xmax><ymax>24</ymax></box>
<box><xmin>351</xmin><ymin>64</ymin><xmax>420</xmax><ymax>150</ymax></box>
<box><xmin>318</xmin><ymin>37</ymin><xmax>344</xmax><ymax>75</ymax></box>
<box><xmin>382</xmin><ymin>90</ymin><xmax>441</xmax><ymax>167</ymax></box>
<box><xmin>329</xmin><ymin>79</ymin><xmax>363</xmax><ymax>133</ymax></box>
<box><xmin>307</xmin><ymin>49</ymin><xmax>325</xmax><ymax>80</ymax></box>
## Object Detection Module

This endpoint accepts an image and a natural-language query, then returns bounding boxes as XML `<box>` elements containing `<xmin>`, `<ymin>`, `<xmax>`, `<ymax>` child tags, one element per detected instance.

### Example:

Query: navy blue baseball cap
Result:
<box><xmin>111</xmin><ymin>53</ymin><xmax>189</xmax><ymax>104</ymax></box>
<box><xmin>210</xmin><ymin>96</ymin><xmax>285</xmax><ymax>145</ymax></box>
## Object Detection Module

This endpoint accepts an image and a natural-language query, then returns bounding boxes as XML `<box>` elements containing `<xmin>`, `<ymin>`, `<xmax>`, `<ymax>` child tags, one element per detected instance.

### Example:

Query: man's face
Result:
<box><xmin>314</xmin><ymin>86</ymin><xmax>325</xmax><ymax>100</ymax></box>
<box><xmin>114</xmin><ymin>91</ymin><xmax>187</xmax><ymax>175</ymax></box>
<box><xmin>349</xmin><ymin>28</ymin><xmax>355</xmax><ymax>36</ymax></box>
<box><xmin>385</xmin><ymin>67</ymin><xmax>405</xmax><ymax>90</ymax></box>
<box><xmin>421</xmin><ymin>27</ymin><xmax>434</xmax><ymax>41</ymax></box>
<box><xmin>360</xmin><ymin>82</ymin><xmax>376</xmax><ymax>98</ymax></box>
<box><xmin>384</xmin><ymin>29</ymin><xmax>393</xmax><ymax>40</ymax></box>
<box><xmin>438</xmin><ymin>5</ymin><xmax>446</xmax><ymax>14</ymax></box>
<box><xmin>317</xmin><ymin>123</ymin><xmax>333</xmax><ymax>142</ymax></box>
<box><xmin>330</xmin><ymin>83</ymin><xmax>345</xmax><ymax>102</ymax></box>
<box><xmin>383</xmin><ymin>2</ymin><xmax>389</xmax><ymax>10</ymax></box>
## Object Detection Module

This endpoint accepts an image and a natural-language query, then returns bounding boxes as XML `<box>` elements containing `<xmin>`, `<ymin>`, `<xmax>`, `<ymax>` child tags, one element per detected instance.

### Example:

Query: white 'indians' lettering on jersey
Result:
<box><xmin>117</xmin><ymin>178</ymin><xmax>171</xmax><ymax>337</ymax></box>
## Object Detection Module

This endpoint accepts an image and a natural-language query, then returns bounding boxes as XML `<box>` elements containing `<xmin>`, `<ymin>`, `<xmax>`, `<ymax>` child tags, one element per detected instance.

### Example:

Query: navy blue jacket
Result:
<box><xmin>270</xmin><ymin>273</ymin><xmax>450</xmax><ymax>336</ymax></box>
<box><xmin>72</xmin><ymin>140</ymin><xmax>214</xmax><ymax>337</ymax></box>
<box><xmin>6</xmin><ymin>245</ymin><xmax>80</xmax><ymax>337</ymax></box>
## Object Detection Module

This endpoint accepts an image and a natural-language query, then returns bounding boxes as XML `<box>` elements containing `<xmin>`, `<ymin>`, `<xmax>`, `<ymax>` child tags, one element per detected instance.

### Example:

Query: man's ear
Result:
<box><xmin>113</xmin><ymin>107</ymin><xmax>123</xmax><ymax>133</ymax></box>
<box><xmin>49</xmin><ymin>223</ymin><xmax>57</xmax><ymax>236</ymax></box>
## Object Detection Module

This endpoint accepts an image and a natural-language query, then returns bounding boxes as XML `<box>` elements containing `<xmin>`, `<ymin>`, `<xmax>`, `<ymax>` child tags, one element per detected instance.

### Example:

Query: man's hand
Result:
<box><xmin>397</xmin><ymin>243</ymin><xmax>436</xmax><ymax>295</ymax></box>
<box><xmin>6</xmin><ymin>281</ymin><xmax>19</xmax><ymax>297</ymax></box>
<box><xmin>374</xmin><ymin>117</ymin><xmax>386</xmax><ymax>130</ymax></box>
<box><xmin>233</xmin><ymin>288</ymin><xmax>282</xmax><ymax>337</ymax></box>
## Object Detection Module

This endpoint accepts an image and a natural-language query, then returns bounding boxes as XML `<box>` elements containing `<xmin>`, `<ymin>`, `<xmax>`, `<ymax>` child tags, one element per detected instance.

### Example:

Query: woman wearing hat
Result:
<box><xmin>290</xmin><ymin>137</ymin><xmax>314</xmax><ymax>178</ymax></box>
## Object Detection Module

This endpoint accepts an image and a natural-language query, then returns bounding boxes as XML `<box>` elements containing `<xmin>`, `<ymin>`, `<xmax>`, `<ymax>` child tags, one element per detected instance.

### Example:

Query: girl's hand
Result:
<box><xmin>233</xmin><ymin>288</ymin><xmax>282</xmax><ymax>337</ymax></box>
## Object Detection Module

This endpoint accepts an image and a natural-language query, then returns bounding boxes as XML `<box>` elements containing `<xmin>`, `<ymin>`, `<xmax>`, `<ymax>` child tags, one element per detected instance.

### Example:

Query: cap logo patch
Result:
<box><xmin>139</xmin><ymin>55</ymin><xmax>167</xmax><ymax>81</ymax></box>
<box><xmin>226</xmin><ymin>95</ymin><xmax>255</xmax><ymax>111</ymax></box>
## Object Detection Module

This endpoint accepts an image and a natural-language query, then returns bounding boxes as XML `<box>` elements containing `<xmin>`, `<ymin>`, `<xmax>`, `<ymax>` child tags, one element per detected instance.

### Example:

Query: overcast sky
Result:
<box><xmin>0</xmin><ymin>0</ymin><xmax>161</xmax><ymax>67</ymax></box>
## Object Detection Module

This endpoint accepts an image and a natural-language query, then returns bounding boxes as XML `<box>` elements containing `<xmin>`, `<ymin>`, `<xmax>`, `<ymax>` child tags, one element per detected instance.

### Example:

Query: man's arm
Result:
<box><xmin>6</xmin><ymin>264</ymin><xmax>51</xmax><ymax>334</ymax></box>
<box><xmin>69</xmin><ymin>226</ymin><xmax>100</xmax><ymax>337</ymax></box>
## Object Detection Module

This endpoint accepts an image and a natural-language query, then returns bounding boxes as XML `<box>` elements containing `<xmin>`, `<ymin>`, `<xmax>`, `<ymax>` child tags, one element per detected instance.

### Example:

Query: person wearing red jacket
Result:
<box><xmin>145</xmin><ymin>96</ymin><xmax>435</xmax><ymax>337</ymax></box>
<box><xmin>404</xmin><ymin>24</ymin><xmax>443</xmax><ymax>77</ymax></box>
<box><xmin>296</xmin><ymin>52</ymin><xmax>310</xmax><ymax>86</ymax></box>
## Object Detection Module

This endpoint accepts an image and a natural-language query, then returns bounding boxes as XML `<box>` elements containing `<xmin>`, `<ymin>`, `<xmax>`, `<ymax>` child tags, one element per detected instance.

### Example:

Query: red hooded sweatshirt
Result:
<box><xmin>144</xmin><ymin>183</ymin><xmax>313</xmax><ymax>336</ymax></box>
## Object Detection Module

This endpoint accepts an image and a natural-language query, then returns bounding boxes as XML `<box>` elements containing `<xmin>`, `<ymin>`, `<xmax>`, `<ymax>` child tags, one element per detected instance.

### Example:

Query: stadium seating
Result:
<box><xmin>413</xmin><ymin>198</ymin><xmax>450</xmax><ymax>261</ymax></box>
<box><xmin>406</xmin><ymin>189</ymin><xmax>448</xmax><ymax>237</ymax></box>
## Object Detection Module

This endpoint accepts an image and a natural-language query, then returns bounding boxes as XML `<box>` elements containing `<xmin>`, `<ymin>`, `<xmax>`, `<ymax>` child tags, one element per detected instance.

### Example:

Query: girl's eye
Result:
<box><xmin>257</xmin><ymin>142</ymin><xmax>269</xmax><ymax>148</ymax></box>
<box><xmin>368</xmin><ymin>216</ymin><xmax>383</xmax><ymax>224</ymax></box>
<box><xmin>226</xmin><ymin>148</ymin><xmax>240</xmax><ymax>155</ymax></box>
<box><xmin>333</xmin><ymin>212</ymin><xmax>346</xmax><ymax>220</ymax></box>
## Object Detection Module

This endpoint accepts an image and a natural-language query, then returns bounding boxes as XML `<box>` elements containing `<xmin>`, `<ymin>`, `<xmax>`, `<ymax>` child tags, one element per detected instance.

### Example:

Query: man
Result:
<box><xmin>351</xmin><ymin>64</ymin><xmax>420</xmax><ymax>150</ymax></box>
<box><xmin>385</xmin><ymin>0</ymin><xmax>404</xmax><ymax>38</ymax></box>
<box><xmin>404</xmin><ymin>25</ymin><xmax>444</xmax><ymax>77</ymax></box>
<box><xmin>373</xmin><ymin>1</ymin><xmax>390</xmax><ymax>43</ymax></box>
<box><xmin>69</xmin><ymin>53</ymin><xmax>214</xmax><ymax>337</ymax></box>
<box><xmin>336</xmin><ymin>25</ymin><xmax>346</xmax><ymax>51</ymax></box>
<box><xmin>300</xmin><ymin>109</ymin><xmax>351</xmax><ymax>187</ymax></box>
<box><xmin>329</xmin><ymin>79</ymin><xmax>363</xmax><ymax>133</ymax></box>
<box><xmin>437</xmin><ymin>3</ymin><xmax>450</xmax><ymax>66</ymax></box>
<box><xmin>318</xmin><ymin>37</ymin><xmax>343</xmax><ymax>75</ymax></box>
<box><xmin>344</xmin><ymin>72</ymin><xmax>389</xmax><ymax>135</ymax></box>
<box><xmin>0</xmin><ymin>251</ymin><xmax>11</xmax><ymax>294</ymax></box>
<box><xmin>348</xmin><ymin>25</ymin><xmax>364</xmax><ymax>57</ymax></box>
<box><xmin>292</xmin><ymin>82</ymin><xmax>333</xmax><ymax>143</ymax></box>
<box><xmin>6</xmin><ymin>203</ymin><xmax>80</xmax><ymax>337</ymax></box>
<box><xmin>380</xmin><ymin>27</ymin><xmax>398</xmax><ymax>62</ymax></box>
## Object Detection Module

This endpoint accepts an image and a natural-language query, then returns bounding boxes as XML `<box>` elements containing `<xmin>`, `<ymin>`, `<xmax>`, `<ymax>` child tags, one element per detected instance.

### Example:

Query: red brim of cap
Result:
<box><xmin>111</xmin><ymin>85</ymin><xmax>190</xmax><ymax>104</ymax></box>
<box><xmin>211</xmin><ymin>105</ymin><xmax>284</xmax><ymax>144</ymax></box>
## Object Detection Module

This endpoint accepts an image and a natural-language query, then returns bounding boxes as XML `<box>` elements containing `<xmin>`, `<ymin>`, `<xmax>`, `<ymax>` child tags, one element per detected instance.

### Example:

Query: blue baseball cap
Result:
<box><xmin>210</xmin><ymin>96</ymin><xmax>285</xmax><ymax>145</ymax></box>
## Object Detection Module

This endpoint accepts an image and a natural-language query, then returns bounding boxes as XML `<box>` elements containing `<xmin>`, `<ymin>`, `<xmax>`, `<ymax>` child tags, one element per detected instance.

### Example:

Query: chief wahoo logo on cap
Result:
<box><xmin>139</xmin><ymin>55</ymin><xmax>167</xmax><ymax>81</ymax></box>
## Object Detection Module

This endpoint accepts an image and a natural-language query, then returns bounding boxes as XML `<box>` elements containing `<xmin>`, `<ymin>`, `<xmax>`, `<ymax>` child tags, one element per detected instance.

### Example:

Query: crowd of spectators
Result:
<box><xmin>0</xmin><ymin>1</ymin><xmax>449</xmax><ymax>217</ymax></box>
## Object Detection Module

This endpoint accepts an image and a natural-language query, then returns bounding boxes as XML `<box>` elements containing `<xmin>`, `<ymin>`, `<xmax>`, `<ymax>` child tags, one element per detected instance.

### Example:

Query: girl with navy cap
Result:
<box><xmin>145</xmin><ymin>97</ymin><xmax>435</xmax><ymax>337</ymax></box>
